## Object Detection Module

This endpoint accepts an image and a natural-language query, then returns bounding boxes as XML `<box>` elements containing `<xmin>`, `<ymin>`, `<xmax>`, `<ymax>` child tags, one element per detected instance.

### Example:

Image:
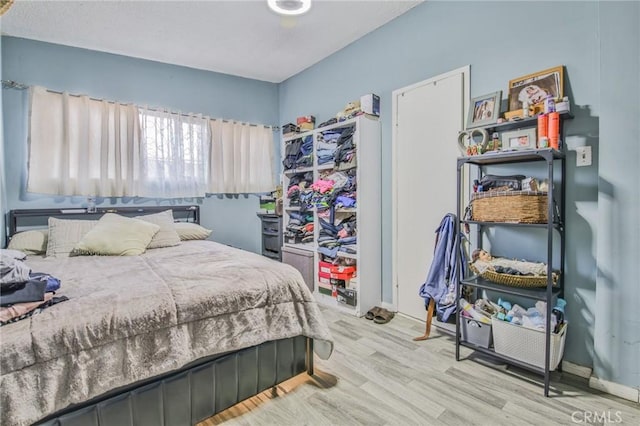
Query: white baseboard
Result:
<box><xmin>562</xmin><ymin>360</ymin><xmax>592</xmax><ymax>379</ymax></box>
<box><xmin>380</xmin><ymin>301</ymin><xmax>397</xmax><ymax>312</ymax></box>
<box><xmin>589</xmin><ymin>376</ymin><xmax>640</xmax><ymax>403</ymax></box>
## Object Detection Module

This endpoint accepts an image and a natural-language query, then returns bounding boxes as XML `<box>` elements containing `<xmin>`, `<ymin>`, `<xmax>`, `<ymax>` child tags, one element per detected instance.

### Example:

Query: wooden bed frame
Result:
<box><xmin>6</xmin><ymin>206</ymin><xmax>314</xmax><ymax>426</ymax></box>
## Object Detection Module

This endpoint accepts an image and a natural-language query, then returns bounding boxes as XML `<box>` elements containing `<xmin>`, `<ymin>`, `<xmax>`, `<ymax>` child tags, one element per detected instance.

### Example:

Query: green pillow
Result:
<box><xmin>73</xmin><ymin>213</ymin><xmax>160</xmax><ymax>256</ymax></box>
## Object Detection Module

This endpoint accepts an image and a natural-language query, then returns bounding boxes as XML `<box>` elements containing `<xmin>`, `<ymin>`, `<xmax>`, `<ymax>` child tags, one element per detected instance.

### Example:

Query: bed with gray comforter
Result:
<box><xmin>0</xmin><ymin>241</ymin><xmax>333</xmax><ymax>425</ymax></box>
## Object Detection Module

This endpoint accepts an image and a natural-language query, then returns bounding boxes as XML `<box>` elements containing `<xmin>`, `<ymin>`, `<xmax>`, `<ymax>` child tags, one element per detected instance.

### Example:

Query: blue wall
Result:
<box><xmin>280</xmin><ymin>0</ymin><xmax>602</xmax><ymax>374</ymax></box>
<box><xmin>594</xmin><ymin>2</ymin><xmax>640</xmax><ymax>391</ymax></box>
<box><xmin>1</xmin><ymin>36</ymin><xmax>279</xmax><ymax>253</ymax></box>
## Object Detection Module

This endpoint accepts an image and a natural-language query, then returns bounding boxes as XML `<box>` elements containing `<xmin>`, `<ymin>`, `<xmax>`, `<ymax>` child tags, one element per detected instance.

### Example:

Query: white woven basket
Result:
<box><xmin>491</xmin><ymin>317</ymin><xmax>567</xmax><ymax>371</ymax></box>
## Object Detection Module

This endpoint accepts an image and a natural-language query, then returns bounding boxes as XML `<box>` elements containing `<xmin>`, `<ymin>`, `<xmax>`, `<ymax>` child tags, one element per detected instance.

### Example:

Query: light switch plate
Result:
<box><xmin>576</xmin><ymin>146</ymin><xmax>592</xmax><ymax>167</ymax></box>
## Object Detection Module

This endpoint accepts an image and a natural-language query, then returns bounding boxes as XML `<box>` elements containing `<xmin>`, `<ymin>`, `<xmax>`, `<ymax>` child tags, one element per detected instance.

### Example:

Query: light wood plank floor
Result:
<box><xmin>200</xmin><ymin>307</ymin><xmax>640</xmax><ymax>425</ymax></box>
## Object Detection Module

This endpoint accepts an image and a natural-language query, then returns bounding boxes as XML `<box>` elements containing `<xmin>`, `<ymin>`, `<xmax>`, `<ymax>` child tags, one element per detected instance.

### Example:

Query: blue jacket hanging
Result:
<box><xmin>417</xmin><ymin>213</ymin><xmax>467</xmax><ymax>322</ymax></box>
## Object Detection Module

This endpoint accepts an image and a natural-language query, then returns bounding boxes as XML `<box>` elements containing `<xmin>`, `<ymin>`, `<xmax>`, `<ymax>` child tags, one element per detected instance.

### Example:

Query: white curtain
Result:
<box><xmin>208</xmin><ymin>120</ymin><xmax>275</xmax><ymax>194</ymax></box>
<box><xmin>138</xmin><ymin>107</ymin><xmax>209</xmax><ymax>198</ymax></box>
<box><xmin>28</xmin><ymin>86</ymin><xmax>140</xmax><ymax>197</ymax></box>
<box><xmin>28</xmin><ymin>86</ymin><xmax>275</xmax><ymax>198</ymax></box>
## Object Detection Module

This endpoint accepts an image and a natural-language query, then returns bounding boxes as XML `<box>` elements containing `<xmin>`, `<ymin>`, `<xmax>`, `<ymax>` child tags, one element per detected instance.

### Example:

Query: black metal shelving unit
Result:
<box><xmin>455</xmin><ymin>145</ymin><xmax>567</xmax><ymax>397</ymax></box>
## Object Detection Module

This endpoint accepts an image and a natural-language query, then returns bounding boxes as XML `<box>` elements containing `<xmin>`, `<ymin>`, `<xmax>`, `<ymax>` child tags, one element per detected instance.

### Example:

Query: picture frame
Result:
<box><xmin>466</xmin><ymin>91</ymin><xmax>502</xmax><ymax>129</ymax></box>
<box><xmin>507</xmin><ymin>66</ymin><xmax>564</xmax><ymax>115</ymax></box>
<box><xmin>501</xmin><ymin>128</ymin><xmax>537</xmax><ymax>151</ymax></box>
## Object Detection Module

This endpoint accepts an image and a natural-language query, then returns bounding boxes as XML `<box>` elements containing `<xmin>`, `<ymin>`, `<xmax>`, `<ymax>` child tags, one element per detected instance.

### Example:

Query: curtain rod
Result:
<box><xmin>1</xmin><ymin>79</ymin><xmax>280</xmax><ymax>131</ymax></box>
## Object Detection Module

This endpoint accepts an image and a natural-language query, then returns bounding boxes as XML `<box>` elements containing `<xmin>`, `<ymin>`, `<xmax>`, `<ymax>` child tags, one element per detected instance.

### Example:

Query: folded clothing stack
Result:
<box><xmin>284</xmin><ymin>212</ymin><xmax>314</xmax><ymax>244</ymax></box>
<box><xmin>317</xmin><ymin>215</ymin><xmax>357</xmax><ymax>260</ymax></box>
<box><xmin>282</xmin><ymin>135</ymin><xmax>313</xmax><ymax>170</ymax></box>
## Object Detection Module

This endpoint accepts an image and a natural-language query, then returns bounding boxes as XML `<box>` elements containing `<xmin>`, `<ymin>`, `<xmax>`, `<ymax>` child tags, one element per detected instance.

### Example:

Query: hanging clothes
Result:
<box><xmin>417</xmin><ymin>213</ymin><xmax>467</xmax><ymax>323</ymax></box>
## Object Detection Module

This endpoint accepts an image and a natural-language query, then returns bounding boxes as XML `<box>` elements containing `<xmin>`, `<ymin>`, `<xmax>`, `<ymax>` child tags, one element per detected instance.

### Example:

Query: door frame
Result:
<box><xmin>390</xmin><ymin>65</ymin><xmax>470</xmax><ymax>312</ymax></box>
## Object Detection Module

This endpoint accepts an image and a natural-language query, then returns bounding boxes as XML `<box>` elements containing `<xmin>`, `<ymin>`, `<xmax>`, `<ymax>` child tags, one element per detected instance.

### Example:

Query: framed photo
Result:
<box><xmin>507</xmin><ymin>66</ymin><xmax>564</xmax><ymax>113</ymax></box>
<box><xmin>501</xmin><ymin>128</ymin><xmax>537</xmax><ymax>150</ymax></box>
<box><xmin>467</xmin><ymin>91</ymin><xmax>501</xmax><ymax>129</ymax></box>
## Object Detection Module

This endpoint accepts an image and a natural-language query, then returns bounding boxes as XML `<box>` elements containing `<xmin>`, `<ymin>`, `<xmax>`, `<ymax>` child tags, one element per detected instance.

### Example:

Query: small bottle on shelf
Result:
<box><xmin>544</xmin><ymin>95</ymin><xmax>556</xmax><ymax>114</ymax></box>
<box><xmin>491</xmin><ymin>132</ymin><xmax>501</xmax><ymax>151</ymax></box>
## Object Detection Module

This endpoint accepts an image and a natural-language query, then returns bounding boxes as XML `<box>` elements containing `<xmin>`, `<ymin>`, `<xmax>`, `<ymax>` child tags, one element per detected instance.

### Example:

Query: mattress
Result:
<box><xmin>0</xmin><ymin>241</ymin><xmax>333</xmax><ymax>426</ymax></box>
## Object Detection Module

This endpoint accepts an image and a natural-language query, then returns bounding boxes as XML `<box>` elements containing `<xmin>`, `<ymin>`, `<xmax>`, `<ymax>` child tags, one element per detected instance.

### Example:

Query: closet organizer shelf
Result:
<box><xmin>455</xmin><ymin>116</ymin><xmax>568</xmax><ymax>397</ymax></box>
<box><xmin>284</xmin><ymin>166</ymin><xmax>314</xmax><ymax>175</ymax></box>
<box><xmin>283</xmin><ymin>130</ymin><xmax>313</xmax><ymax>143</ymax></box>
<box><xmin>283</xmin><ymin>242</ymin><xmax>314</xmax><ymax>252</ymax></box>
<box><xmin>280</xmin><ymin>115</ymin><xmax>381</xmax><ymax>317</ymax></box>
<box><xmin>317</xmin><ymin>163</ymin><xmax>335</xmax><ymax>171</ymax></box>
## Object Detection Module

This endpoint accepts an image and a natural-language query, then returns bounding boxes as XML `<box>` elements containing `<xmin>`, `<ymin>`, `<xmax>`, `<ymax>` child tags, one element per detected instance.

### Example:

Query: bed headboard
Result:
<box><xmin>6</xmin><ymin>205</ymin><xmax>200</xmax><ymax>244</ymax></box>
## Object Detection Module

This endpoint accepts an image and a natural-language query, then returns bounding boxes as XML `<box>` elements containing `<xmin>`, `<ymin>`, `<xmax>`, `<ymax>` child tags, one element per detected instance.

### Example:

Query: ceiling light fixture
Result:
<box><xmin>267</xmin><ymin>0</ymin><xmax>311</xmax><ymax>16</ymax></box>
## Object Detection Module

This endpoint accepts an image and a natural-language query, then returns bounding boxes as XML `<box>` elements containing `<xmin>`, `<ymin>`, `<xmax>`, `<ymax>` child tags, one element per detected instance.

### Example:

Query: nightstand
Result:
<box><xmin>257</xmin><ymin>213</ymin><xmax>282</xmax><ymax>260</ymax></box>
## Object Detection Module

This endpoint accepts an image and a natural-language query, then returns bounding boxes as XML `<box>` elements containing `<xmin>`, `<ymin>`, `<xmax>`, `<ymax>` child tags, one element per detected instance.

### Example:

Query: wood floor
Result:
<box><xmin>200</xmin><ymin>307</ymin><xmax>640</xmax><ymax>425</ymax></box>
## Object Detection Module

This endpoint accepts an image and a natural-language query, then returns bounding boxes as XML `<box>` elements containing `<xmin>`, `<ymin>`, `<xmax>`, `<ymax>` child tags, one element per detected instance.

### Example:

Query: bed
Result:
<box><xmin>1</xmin><ymin>206</ymin><xmax>333</xmax><ymax>426</ymax></box>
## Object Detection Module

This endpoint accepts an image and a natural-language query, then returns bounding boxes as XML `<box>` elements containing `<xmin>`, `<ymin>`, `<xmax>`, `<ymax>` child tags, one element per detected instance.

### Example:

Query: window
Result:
<box><xmin>28</xmin><ymin>87</ymin><xmax>141</xmax><ymax>197</ymax></box>
<box><xmin>138</xmin><ymin>108</ymin><xmax>209</xmax><ymax>198</ymax></box>
<box><xmin>28</xmin><ymin>86</ymin><xmax>276</xmax><ymax>198</ymax></box>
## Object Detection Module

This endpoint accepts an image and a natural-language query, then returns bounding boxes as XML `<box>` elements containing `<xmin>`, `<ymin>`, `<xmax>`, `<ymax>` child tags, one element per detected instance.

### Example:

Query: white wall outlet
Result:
<box><xmin>576</xmin><ymin>146</ymin><xmax>592</xmax><ymax>167</ymax></box>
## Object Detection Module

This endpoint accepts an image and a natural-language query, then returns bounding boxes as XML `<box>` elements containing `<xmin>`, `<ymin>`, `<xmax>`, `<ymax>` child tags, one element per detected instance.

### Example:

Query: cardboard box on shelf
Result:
<box><xmin>360</xmin><ymin>94</ymin><xmax>380</xmax><ymax>116</ymax></box>
<box><xmin>296</xmin><ymin>115</ymin><xmax>316</xmax><ymax>131</ymax></box>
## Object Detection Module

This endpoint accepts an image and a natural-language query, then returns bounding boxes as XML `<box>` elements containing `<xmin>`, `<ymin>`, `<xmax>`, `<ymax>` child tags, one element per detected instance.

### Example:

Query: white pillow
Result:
<box><xmin>135</xmin><ymin>210</ymin><xmax>181</xmax><ymax>249</ymax></box>
<box><xmin>46</xmin><ymin>218</ymin><xmax>98</xmax><ymax>258</ymax></box>
<box><xmin>8</xmin><ymin>229</ymin><xmax>49</xmax><ymax>255</ymax></box>
<box><xmin>174</xmin><ymin>222</ymin><xmax>212</xmax><ymax>241</ymax></box>
<box><xmin>73</xmin><ymin>213</ymin><xmax>160</xmax><ymax>256</ymax></box>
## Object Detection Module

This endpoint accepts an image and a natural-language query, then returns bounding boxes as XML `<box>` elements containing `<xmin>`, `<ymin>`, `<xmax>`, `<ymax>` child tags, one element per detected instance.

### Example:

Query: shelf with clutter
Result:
<box><xmin>460</xmin><ymin>66</ymin><xmax>573</xmax><ymax>159</ymax></box>
<box><xmin>454</xmin><ymin>66</ymin><xmax>572</xmax><ymax>397</ymax></box>
<box><xmin>279</xmin><ymin>95</ymin><xmax>382</xmax><ymax>318</ymax></box>
<box><xmin>458</xmin><ymin>295</ymin><xmax>568</xmax><ymax>373</ymax></box>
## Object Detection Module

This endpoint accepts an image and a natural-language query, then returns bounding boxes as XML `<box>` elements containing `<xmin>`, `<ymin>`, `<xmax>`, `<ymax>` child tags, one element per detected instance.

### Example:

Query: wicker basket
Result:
<box><xmin>470</xmin><ymin>264</ymin><xmax>559</xmax><ymax>288</ymax></box>
<box><xmin>0</xmin><ymin>1</ymin><xmax>13</xmax><ymax>17</ymax></box>
<box><xmin>471</xmin><ymin>190</ymin><xmax>548</xmax><ymax>223</ymax></box>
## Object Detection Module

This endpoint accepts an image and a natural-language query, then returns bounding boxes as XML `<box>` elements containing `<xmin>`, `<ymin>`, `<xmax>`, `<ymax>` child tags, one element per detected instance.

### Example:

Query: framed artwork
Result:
<box><xmin>501</xmin><ymin>128</ymin><xmax>537</xmax><ymax>150</ymax></box>
<box><xmin>466</xmin><ymin>91</ymin><xmax>502</xmax><ymax>129</ymax></box>
<box><xmin>507</xmin><ymin>66</ymin><xmax>564</xmax><ymax>113</ymax></box>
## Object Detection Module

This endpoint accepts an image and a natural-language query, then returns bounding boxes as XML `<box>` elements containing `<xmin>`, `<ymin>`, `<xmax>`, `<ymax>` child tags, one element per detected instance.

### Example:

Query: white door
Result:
<box><xmin>393</xmin><ymin>69</ymin><xmax>467</xmax><ymax>321</ymax></box>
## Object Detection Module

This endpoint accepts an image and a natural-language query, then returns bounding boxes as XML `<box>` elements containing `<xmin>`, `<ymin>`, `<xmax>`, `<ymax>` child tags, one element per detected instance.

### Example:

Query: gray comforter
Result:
<box><xmin>0</xmin><ymin>241</ymin><xmax>333</xmax><ymax>426</ymax></box>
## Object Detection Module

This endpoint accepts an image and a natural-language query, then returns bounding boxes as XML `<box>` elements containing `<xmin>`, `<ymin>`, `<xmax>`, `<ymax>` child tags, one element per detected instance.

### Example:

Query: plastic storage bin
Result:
<box><xmin>491</xmin><ymin>317</ymin><xmax>567</xmax><ymax>371</ymax></box>
<box><xmin>460</xmin><ymin>315</ymin><xmax>493</xmax><ymax>348</ymax></box>
<box><xmin>282</xmin><ymin>246</ymin><xmax>314</xmax><ymax>292</ymax></box>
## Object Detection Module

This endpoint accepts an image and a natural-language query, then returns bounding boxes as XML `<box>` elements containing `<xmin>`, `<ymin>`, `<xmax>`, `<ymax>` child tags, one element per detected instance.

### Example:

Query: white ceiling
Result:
<box><xmin>1</xmin><ymin>0</ymin><xmax>422</xmax><ymax>83</ymax></box>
